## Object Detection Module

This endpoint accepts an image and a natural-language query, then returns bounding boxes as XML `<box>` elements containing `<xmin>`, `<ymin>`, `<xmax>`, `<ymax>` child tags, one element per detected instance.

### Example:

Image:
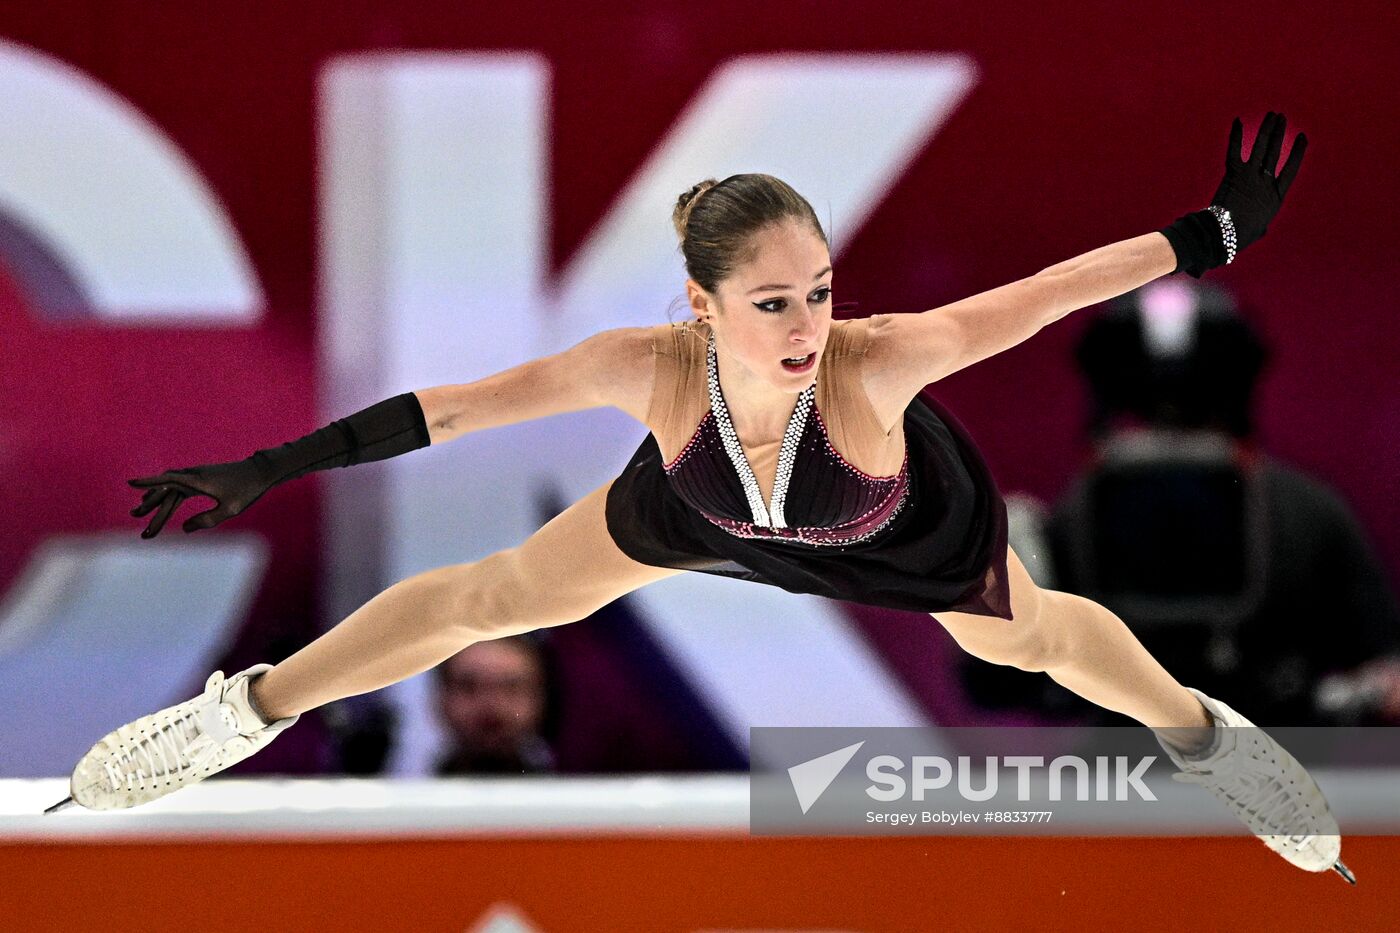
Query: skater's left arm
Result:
<box><xmin>870</xmin><ymin>232</ymin><xmax>1177</xmax><ymax>389</ymax></box>
<box><xmin>871</xmin><ymin>112</ymin><xmax>1307</xmax><ymax>394</ymax></box>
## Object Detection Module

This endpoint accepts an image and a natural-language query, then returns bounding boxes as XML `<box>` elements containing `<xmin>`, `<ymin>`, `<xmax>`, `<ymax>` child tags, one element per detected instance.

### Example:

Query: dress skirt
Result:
<box><xmin>604</xmin><ymin>389</ymin><xmax>1013</xmax><ymax>619</ymax></box>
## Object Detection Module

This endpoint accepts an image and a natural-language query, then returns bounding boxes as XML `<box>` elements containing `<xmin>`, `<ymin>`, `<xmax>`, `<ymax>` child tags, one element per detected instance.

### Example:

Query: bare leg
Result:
<box><xmin>941</xmin><ymin>553</ymin><xmax>1355</xmax><ymax>880</ymax></box>
<box><xmin>251</xmin><ymin>481</ymin><xmax>682</xmax><ymax>720</ymax></box>
<box><xmin>934</xmin><ymin>547</ymin><xmax>1212</xmax><ymax>739</ymax></box>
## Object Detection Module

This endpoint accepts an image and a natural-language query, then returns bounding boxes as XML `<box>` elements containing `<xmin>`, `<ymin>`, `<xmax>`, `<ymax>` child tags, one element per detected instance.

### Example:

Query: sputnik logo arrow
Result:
<box><xmin>788</xmin><ymin>741</ymin><xmax>865</xmax><ymax>814</ymax></box>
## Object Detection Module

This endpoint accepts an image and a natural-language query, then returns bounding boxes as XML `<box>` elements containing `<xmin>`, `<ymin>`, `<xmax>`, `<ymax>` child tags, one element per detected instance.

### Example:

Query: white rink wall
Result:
<box><xmin>2</xmin><ymin>773</ymin><xmax>1398</xmax><ymax>840</ymax></box>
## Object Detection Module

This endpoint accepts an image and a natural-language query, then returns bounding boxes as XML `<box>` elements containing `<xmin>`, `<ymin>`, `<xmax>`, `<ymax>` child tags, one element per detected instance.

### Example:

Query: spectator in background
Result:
<box><xmin>433</xmin><ymin>635</ymin><xmax>557</xmax><ymax>774</ymax></box>
<box><xmin>963</xmin><ymin>280</ymin><xmax>1400</xmax><ymax>725</ymax></box>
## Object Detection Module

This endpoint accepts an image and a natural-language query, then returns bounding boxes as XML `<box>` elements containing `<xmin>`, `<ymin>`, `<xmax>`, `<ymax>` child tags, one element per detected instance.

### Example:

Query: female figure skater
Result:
<box><xmin>53</xmin><ymin>112</ymin><xmax>1351</xmax><ymax>882</ymax></box>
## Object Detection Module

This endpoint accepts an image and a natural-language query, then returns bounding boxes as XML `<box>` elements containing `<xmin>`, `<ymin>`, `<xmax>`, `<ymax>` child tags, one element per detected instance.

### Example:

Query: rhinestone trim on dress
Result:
<box><xmin>701</xmin><ymin>465</ymin><xmax>910</xmax><ymax>548</ymax></box>
<box><xmin>706</xmin><ymin>331</ymin><xmax>813</xmax><ymax>529</ymax></box>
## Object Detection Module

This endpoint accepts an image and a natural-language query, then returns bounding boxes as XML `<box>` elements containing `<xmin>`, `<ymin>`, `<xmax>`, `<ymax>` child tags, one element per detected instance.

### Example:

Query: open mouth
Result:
<box><xmin>781</xmin><ymin>352</ymin><xmax>816</xmax><ymax>373</ymax></box>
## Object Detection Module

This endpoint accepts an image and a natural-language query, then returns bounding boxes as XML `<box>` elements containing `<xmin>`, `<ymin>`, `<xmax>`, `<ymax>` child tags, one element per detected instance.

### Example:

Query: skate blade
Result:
<box><xmin>44</xmin><ymin>796</ymin><xmax>77</xmax><ymax>815</ymax></box>
<box><xmin>1332</xmin><ymin>859</ymin><xmax>1357</xmax><ymax>885</ymax></box>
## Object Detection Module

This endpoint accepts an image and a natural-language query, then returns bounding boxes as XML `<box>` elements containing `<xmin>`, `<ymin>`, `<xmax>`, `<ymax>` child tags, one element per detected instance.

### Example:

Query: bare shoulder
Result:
<box><xmin>858</xmin><ymin>313</ymin><xmax>956</xmax><ymax>431</ymax></box>
<box><xmin>573</xmin><ymin>324</ymin><xmax>666</xmax><ymax>426</ymax></box>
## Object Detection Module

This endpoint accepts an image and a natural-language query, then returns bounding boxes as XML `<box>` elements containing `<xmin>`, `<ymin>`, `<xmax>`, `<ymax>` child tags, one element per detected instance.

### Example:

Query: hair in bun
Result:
<box><xmin>671</xmin><ymin>173</ymin><xmax>827</xmax><ymax>293</ymax></box>
<box><xmin>672</xmin><ymin>179</ymin><xmax>719</xmax><ymax>243</ymax></box>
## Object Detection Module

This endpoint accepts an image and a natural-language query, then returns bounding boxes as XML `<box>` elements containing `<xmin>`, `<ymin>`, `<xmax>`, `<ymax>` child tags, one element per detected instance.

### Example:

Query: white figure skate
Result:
<box><xmin>46</xmin><ymin>664</ymin><xmax>298</xmax><ymax>813</ymax></box>
<box><xmin>1159</xmin><ymin>687</ymin><xmax>1356</xmax><ymax>884</ymax></box>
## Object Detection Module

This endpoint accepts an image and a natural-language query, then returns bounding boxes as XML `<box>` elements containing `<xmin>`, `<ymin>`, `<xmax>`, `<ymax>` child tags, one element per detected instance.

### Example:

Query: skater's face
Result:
<box><xmin>687</xmin><ymin>220</ymin><xmax>833</xmax><ymax>397</ymax></box>
<box><xmin>437</xmin><ymin>640</ymin><xmax>546</xmax><ymax>757</ymax></box>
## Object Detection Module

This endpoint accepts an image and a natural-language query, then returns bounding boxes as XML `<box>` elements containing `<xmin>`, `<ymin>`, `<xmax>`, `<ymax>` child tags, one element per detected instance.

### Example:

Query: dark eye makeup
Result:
<box><xmin>754</xmin><ymin>286</ymin><xmax>832</xmax><ymax>314</ymax></box>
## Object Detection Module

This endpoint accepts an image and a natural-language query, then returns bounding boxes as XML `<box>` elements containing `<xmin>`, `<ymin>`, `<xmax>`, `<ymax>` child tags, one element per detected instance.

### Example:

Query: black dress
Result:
<box><xmin>603</xmin><ymin>318</ymin><xmax>1011</xmax><ymax>619</ymax></box>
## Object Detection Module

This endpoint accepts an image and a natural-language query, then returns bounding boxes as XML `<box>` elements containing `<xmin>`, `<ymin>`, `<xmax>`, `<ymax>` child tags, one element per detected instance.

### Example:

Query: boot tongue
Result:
<box><xmin>221</xmin><ymin>673</ymin><xmax>272</xmax><ymax>733</ymax></box>
<box><xmin>196</xmin><ymin>699</ymin><xmax>243</xmax><ymax>742</ymax></box>
<box><xmin>1162</xmin><ymin>719</ymin><xmax>1237</xmax><ymax>772</ymax></box>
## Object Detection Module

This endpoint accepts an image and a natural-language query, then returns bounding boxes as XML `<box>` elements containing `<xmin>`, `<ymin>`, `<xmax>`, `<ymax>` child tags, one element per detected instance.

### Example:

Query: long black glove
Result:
<box><xmin>128</xmin><ymin>392</ymin><xmax>431</xmax><ymax>538</ymax></box>
<box><xmin>1161</xmin><ymin>111</ymin><xmax>1308</xmax><ymax>278</ymax></box>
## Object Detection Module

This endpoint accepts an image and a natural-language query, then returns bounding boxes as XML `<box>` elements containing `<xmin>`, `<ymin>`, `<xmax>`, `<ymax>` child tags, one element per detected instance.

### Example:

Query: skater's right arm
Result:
<box><xmin>418</xmin><ymin>326</ymin><xmax>656</xmax><ymax>444</ymax></box>
<box><xmin>127</xmin><ymin>327</ymin><xmax>656</xmax><ymax>538</ymax></box>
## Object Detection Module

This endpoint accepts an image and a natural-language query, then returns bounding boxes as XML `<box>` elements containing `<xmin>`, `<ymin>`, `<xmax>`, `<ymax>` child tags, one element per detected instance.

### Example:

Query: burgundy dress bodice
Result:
<box><xmin>662</xmin><ymin>331</ymin><xmax>910</xmax><ymax>547</ymax></box>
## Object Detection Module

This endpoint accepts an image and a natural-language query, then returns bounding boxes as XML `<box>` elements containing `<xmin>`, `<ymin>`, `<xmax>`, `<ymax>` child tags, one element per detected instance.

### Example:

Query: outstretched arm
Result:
<box><xmin>420</xmin><ymin>326</ymin><xmax>655</xmax><ymax>444</ymax></box>
<box><xmin>129</xmin><ymin>327</ymin><xmax>657</xmax><ymax>536</ymax></box>
<box><xmin>871</xmin><ymin>232</ymin><xmax>1176</xmax><ymax>389</ymax></box>
<box><xmin>873</xmin><ymin>111</ymin><xmax>1307</xmax><ymax>393</ymax></box>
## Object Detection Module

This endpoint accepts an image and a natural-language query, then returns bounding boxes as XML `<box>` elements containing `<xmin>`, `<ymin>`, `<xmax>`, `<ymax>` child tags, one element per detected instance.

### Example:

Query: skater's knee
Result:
<box><xmin>938</xmin><ymin>583</ymin><xmax>1068</xmax><ymax>673</ymax></box>
<box><xmin>430</xmin><ymin>544</ymin><xmax>638</xmax><ymax>640</ymax></box>
<box><xmin>439</xmin><ymin>548</ymin><xmax>586</xmax><ymax>639</ymax></box>
<box><xmin>443</xmin><ymin>550</ymin><xmax>537</xmax><ymax>639</ymax></box>
<box><xmin>1010</xmin><ymin>589</ymin><xmax>1092</xmax><ymax>672</ymax></box>
<box><xmin>1004</xmin><ymin>627</ymin><xmax>1063</xmax><ymax>673</ymax></box>
<box><xmin>986</xmin><ymin>623</ymin><xmax>1061</xmax><ymax>673</ymax></box>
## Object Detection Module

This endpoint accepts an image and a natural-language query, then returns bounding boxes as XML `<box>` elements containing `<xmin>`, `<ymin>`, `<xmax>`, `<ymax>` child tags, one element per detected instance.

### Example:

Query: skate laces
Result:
<box><xmin>1172</xmin><ymin>730</ymin><xmax>1321</xmax><ymax>848</ymax></box>
<box><xmin>101</xmin><ymin>678</ymin><xmax>243</xmax><ymax>794</ymax></box>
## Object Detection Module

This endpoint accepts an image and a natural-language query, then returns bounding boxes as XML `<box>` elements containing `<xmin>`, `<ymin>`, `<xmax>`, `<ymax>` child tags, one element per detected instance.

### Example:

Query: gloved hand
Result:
<box><xmin>1160</xmin><ymin>111</ymin><xmax>1308</xmax><ymax>277</ymax></box>
<box><xmin>127</xmin><ymin>391</ymin><xmax>432</xmax><ymax>539</ymax></box>
<box><xmin>129</xmin><ymin>459</ymin><xmax>276</xmax><ymax>538</ymax></box>
<box><xmin>1209</xmin><ymin>111</ymin><xmax>1308</xmax><ymax>252</ymax></box>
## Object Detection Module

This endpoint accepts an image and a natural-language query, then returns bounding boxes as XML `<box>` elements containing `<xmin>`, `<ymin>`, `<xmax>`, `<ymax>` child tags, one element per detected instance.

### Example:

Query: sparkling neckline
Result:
<box><xmin>706</xmin><ymin>331</ymin><xmax>814</xmax><ymax>528</ymax></box>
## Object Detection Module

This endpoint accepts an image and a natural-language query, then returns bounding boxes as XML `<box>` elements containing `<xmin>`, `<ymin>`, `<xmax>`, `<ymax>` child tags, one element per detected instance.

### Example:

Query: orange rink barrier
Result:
<box><xmin>3</xmin><ymin>836</ymin><xmax>1399</xmax><ymax>931</ymax></box>
<box><xmin>3</xmin><ymin>777</ymin><xmax>1397</xmax><ymax>931</ymax></box>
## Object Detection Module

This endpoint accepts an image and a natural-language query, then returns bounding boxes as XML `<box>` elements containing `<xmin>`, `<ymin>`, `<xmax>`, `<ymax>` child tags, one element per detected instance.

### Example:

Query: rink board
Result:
<box><xmin>1</xmin><ymin>777</ymin><xmax>1396</xmax><ymax>930</ymax></box>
